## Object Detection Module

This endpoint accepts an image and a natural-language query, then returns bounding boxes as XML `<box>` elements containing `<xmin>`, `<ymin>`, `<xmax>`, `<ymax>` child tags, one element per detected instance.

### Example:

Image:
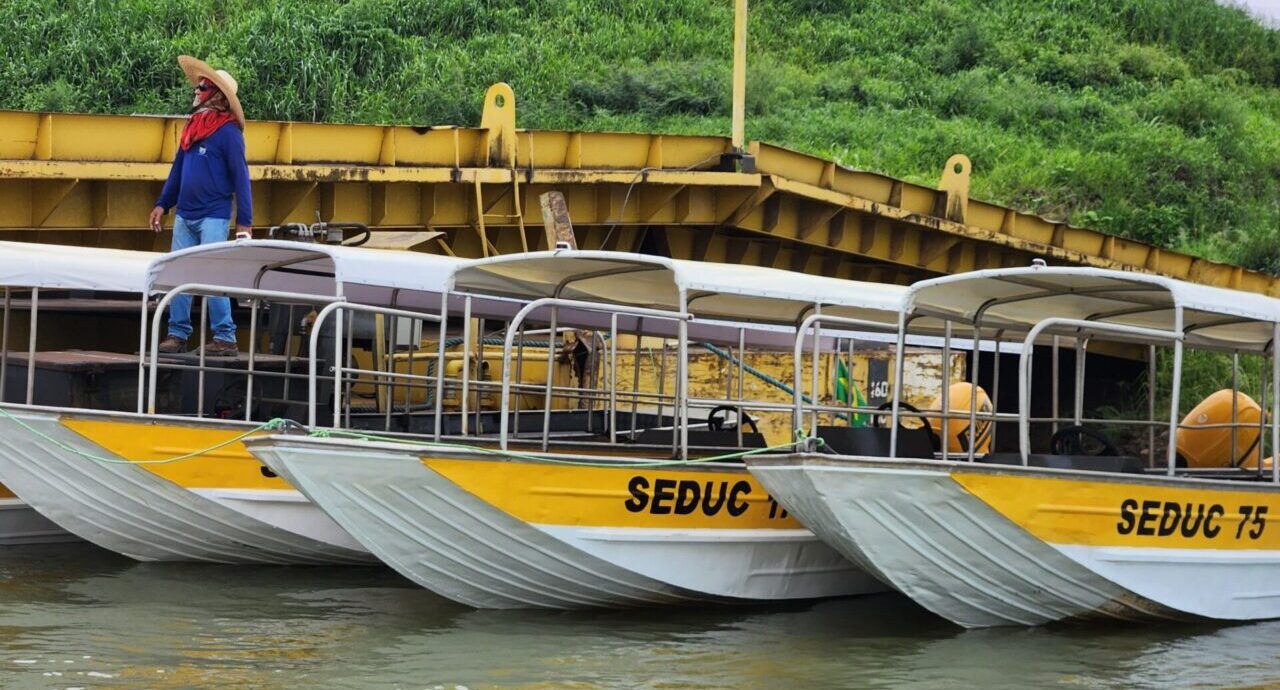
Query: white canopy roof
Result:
<box><xmin>0</xmin><ymin>241</ymin><xmax>157</xmax><ymax>293</ymax></box>
<box><xmin>147</xmin><ymin>239</ymin><xmax>467</xmax><ymax>310</ymax></box>
<box><xmin>450</xmin><ymin>250</ymin><xmax>906</xmax><ymax>327</ymax></box>
<box><xmin>907</xmin><ymin>266</ymin><xmax>1280</xmax><ymax>351</ymax></box>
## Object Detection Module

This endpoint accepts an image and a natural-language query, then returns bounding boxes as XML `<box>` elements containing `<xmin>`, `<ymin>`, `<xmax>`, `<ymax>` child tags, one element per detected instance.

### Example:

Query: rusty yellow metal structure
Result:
<box><xmin>0</xmin><ymin>82</ymin><xmax>1275</xmax><ymax>292</ymax></box>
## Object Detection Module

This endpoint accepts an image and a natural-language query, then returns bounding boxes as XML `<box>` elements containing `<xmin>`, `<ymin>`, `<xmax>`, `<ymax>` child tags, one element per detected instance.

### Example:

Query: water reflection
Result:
<box><xmin>0</xmin><ymin>545</ymin><xmax>1273</xmax><ymax>688</ymax></box>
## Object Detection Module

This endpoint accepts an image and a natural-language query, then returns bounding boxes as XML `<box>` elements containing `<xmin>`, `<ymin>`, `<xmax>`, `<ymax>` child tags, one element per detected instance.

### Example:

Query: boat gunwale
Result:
<box><xmin>748</xmin><ymin>452</ymin><xmax>1280</xmax><ymax>493</ymax></box>
<box><xmin>245</xmin><ymin>432</ymin><xmax>772</xmax><ymax>473</ymax></box>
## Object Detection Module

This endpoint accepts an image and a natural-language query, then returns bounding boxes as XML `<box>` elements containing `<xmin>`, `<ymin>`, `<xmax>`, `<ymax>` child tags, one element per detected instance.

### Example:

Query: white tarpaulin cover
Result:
<box><xmin>0</xmin><ymin>241</ymin><xmax>158</xmax><ymax>293</ymax></box>
<box><xmin>450</xmin><ymin>250</ymin><xmax>906</xmax><ymax>327</ymax></box>
<box><xmin>908</xmin><ymin>266</ymin><xmax>1280</xmax><ymax>351</ymax></box>
<box><xmin>147</xmin><ymin>240</ymin><xmax>468</xmax><ymax>310</ymax></box>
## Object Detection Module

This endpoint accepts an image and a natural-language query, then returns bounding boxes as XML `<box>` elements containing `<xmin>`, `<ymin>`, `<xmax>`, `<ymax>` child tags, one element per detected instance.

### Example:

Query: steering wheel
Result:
<box><xmin>706</xmin><ymin>405</ymin><xmax>760</xmax><ymax>434</ymax></box>
<box><xmin>1050</xmin><ymin>425</ymin><xmax>1120</xmax><ymax>457</ymax></box>
<box><xmin>872</xmin><ymin>401</ymin><xmax>941</xmax><ymax>452</ymax></box>
<box><xmin>872</xmin><ymin>401</ymin><xmax>916</xmax><ymax>429</ymax></box>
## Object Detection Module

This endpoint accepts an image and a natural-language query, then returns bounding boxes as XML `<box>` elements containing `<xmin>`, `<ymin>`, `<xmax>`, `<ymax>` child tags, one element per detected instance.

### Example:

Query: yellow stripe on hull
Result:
<box><xmin>424</xmin><ymin>457</ymin><xmax>801</xmax><ymax>530</ymax></box>
<box><xmin>61</xmin><ymin>417</ymin><xmax>288</xmax><ymax>491</ymax></box>
<box><xmin>952</xmin><ymin>470</ymin><xmax>1280</xmax><ymax>550</ymax></box>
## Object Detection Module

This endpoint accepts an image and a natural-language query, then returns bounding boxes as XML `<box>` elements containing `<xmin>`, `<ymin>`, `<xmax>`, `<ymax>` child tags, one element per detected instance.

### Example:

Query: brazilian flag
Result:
<box><xmin>835</xmin><ymin>357</ymin><xmax>868</xmax><ymax>427</ymax></box>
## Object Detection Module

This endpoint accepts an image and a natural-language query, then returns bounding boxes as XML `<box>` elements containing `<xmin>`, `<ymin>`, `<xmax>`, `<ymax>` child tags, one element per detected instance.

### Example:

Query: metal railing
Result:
<box><xmin>307</xmin><ymin>300</ymin><xmax>445</xmax><ymax>431</ymax></box>
<box><xmin>499</xmin><ymin>298</ymin><xmax>692</xmax><ymax>452</ymax></box>
<box><xmin>146</xmin><ymin>283</ymin><xmax>342</xmax><ymax>417</ymax></box>
<box><xmin>1017</xmin><ymin>318</ymin><xmax>1183</xmax><ymax>470</ymax></box>
<box><xmin>791</xmin><ymin>313</ymin><xmax>899</xmax><ymax>438</ymax></box>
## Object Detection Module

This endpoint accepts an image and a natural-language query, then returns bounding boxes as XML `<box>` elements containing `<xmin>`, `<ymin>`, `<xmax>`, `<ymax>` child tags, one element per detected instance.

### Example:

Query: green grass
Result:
<box><xmin>1</xmin><ymin>0</ymin><xmax>1278</xmax><ymax>271</ymax></box>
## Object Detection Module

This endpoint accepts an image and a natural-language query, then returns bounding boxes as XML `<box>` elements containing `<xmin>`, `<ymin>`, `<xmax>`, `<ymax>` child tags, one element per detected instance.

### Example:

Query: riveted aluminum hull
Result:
<box><xmin>252</xmin><ymin>435</ymin><xmax>883</xmax><ymax>609</ymax></box>
<box><xmin>749</xmin><ymin>456</ymin><xmax>1184</xmax><ymax>627</ymax></box>
<box><xmin>0</xmin><ymin>406</ymin><xmax>373</xmax><ymax>564</ymax></box>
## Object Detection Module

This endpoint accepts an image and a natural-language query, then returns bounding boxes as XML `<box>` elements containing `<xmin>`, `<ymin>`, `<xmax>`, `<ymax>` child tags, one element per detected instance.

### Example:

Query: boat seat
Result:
<box><xmin>633</xmin><ymin>428</ymin><xmax>768</xmax><ymax>449</ymax></box>
<box><xmin>816</xmin><ymin>426</ymin><xmax>934</xmax><ymax>459</ymax></box>
<box><xmin>979</xmin><ymin>453</ymin><xmax>1146</xmax><ymax>474</ymax></box>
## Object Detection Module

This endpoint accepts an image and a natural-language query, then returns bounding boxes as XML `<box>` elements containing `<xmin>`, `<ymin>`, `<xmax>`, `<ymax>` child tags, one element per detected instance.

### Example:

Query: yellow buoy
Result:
<box><xmin>927</xmin><ymin>382</ymin><xmax>993</xmax><ymax>454</ymax></box>
<box><xmin>1175</xmin><ymin>389</ymin><xmax>1262</xmax><ymax>468</ymax></box>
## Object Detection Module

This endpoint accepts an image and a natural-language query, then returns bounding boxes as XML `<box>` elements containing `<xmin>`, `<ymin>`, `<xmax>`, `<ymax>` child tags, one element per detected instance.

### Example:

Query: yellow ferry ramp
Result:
<box><xmin>250</xmin><ymin>433</ymin><xmax>882</xmax><ymax>609</ymax></box>
<box><xmin>0</xmin><ymin>406</ymin><xmax>374</xmax><ymax>564</ymax></box>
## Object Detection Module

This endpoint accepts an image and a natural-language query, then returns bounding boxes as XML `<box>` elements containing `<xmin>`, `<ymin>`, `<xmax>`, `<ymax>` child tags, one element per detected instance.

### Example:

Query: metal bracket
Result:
<box><xmin>938</xmin><ymin>154</ymin><xmax>971</xmax><ymax>223</ymax></box>
<box><xmin>479</xmin><ymin>83</ymin><xmax>517</xmax><ymax>168</ymax></box>
<box><xmin>717</xmin><ymin>152</ymin><xmax>756</xmax><ymax>173</ymax></box>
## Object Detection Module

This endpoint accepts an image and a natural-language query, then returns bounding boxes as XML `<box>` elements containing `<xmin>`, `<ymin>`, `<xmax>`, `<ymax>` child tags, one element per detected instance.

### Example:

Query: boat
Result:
<box><xmin>0</xmin><ymin>241</ymin><xmax>162</xmax><ymax>544</ymax></box>
<box><xmin>748</xmin><ymin>264</ymin><xmax>1280</xmax><ymax>627</ymax></box>
<box><xmin>248</xmin><ymin>249</ymin><xmax>904</xmax><ymax>608</ymax></box>
<box><xmin>0</xmin><ymin>239</ymin><xmax>486</xmax><ymax>563</ymax></box>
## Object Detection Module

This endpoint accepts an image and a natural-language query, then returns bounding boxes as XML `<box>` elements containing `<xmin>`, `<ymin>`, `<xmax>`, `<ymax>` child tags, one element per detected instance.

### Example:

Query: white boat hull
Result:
<box><xmin>0</xmin><ymin>406</ymin><xmax>373</xmax><ymax>564</ymax></box>
<box><xmin>251</xmin><ymin>435</ymin><xmax>884</xmax><ymax>609</ymax></box>
<box><xmin>191</xmin><ymin>488</ymin><xmax>367</xmax><ymax>553</ymax></box>
<box><xmin>749</xmin><ymin>455</ymin><xmax>1280</xmax><ymax>627</ymax></box>
<box><xmin>0</xmin><ymin>497</ymin><xmax>81</xmax><ymax>545</ymax></box>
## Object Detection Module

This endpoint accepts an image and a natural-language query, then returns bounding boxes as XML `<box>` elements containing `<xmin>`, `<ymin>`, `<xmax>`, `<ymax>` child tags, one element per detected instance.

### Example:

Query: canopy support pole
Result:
<box><xmin>1231</xmin><ymin>351</ymin><xmax>1239</xmax><ymax>465</ymax></box>
<box><xmin>1166</xmin><ymin>308</ymin><xmax>1185</xmax><ymax>476</ymax></box>
<box><xmin>136</xmin><ymin>296</ymin><xmax>147</xmax><ymax>414</ymax></box>
<box><xmin>941</xmin><ymin>321</ymin><xmax>951</xmax><ymax>463</ymax></box>
<box><xmin>1148</xmin><ymin>345</ymin><xmax>1157</xmax><ymax>468</ymax></box>
<box><xmin>2</xmin><ymin>287</ymin><xmax>11</xmax><ymax>403</ymax></box>
<box><xmin>25</xmin><ymin>288</ymin><xmax>38</xmax><ymax>405</ymax></box>
<box><xmin>1272</xmin><ymin>325</ymin><xmax>1279</xmax><ymax>484</ymax></box>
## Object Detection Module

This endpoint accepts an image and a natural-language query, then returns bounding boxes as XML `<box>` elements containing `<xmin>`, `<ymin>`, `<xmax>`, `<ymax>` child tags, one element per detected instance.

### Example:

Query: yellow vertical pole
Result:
<box><xmin>732</xmin><ymin>0</ymin><xmax>748</xmax><ymax>152</ymax></box>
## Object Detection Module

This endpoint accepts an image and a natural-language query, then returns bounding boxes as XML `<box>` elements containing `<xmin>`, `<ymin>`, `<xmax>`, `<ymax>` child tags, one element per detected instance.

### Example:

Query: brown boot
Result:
<box><xmin>201</xmin><ymin>339</ymin><xmax>238</xmax><ymax>357</ymax></box>
<box><xmin>157</xmin><ymin>335</ymin><xmax>187</xmax><ymax>353</ymax></box>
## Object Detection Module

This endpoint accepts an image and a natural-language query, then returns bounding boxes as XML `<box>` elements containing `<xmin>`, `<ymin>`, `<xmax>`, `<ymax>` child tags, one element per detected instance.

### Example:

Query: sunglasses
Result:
<box><xmin>195</xmin><ymin>82</ymin><xmax>214</xmax><ymax>92</ymax></box>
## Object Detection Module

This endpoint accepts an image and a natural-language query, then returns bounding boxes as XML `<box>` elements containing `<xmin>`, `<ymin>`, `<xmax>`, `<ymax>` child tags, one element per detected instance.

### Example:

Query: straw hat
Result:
<box><xmin>177</xmin><ymin>55</ymin><xmax>245</xmax><ymax>129</ymax></box>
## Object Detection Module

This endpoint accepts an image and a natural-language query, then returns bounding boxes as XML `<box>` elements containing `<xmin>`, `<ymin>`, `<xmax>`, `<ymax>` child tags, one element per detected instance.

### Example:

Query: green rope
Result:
<box><xmin>303</xmin><ymin>426</ymin><xmax>818</xmax><ymax>468</ymax></box>
<box><xmin>0</xmin><ymin>406</ymin><xmax>288</xmax><ymax>466</ymax></box>
<box><xmin>443</xmin><ymin>336</ymin><xmax>552</xmax><ymax>349</ymax></box>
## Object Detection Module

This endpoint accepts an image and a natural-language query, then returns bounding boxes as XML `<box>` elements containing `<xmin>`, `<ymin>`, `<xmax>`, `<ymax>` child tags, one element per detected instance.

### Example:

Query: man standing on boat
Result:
<box><xmin>149</xmin><ymin>56</ymin><xmax>252</xmax><ymax>356</ymax></box>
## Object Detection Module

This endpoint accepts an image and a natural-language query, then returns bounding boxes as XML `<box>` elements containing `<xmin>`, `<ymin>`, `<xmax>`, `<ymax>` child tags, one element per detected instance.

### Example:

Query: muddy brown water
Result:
<box><xmin>0</xmin><ymin>544</ymin><xmax>1270</xmax><ymax>689</ymax></box>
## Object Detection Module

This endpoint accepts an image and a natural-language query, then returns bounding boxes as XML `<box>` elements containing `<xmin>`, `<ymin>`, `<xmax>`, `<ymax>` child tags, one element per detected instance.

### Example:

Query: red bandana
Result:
<box><xmin>180</xmin><ymin>83</ymin><xmax>237</xmax><ymax>151</ymax></box>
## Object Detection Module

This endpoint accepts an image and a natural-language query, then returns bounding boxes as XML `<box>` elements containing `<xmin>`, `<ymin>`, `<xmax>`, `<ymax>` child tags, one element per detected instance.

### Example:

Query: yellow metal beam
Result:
<box><xmin>0</xmin><ymin>94</ymin><xmax>1274</xmax><ymax>295</ymax></box>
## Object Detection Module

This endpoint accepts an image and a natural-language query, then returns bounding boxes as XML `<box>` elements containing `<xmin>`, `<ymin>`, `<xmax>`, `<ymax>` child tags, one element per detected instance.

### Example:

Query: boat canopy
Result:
<box><xmin>146</xmin><ymin>239</ymin><xmax>468</xmax><ymax>310</ymax></box>
<box><xmin>0</xmin><ymin>241</ymin><xmax>157</xmax><ymax>293</ymax></box>
<box><xmin>449</xmin><ymin>250</ymin><xmax>906</xmax><ymax>327</ymax></box>
<box><xmin>907</xmin><ymin>266</ymin><xmax>1280</xmax><ymax>352</ymax></box>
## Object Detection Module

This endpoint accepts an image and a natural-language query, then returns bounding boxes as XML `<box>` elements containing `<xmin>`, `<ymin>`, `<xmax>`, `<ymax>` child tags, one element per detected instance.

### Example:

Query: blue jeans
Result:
<box><xmin>168</xmin><ymin>215</ymin><xmax>236</xmax><ymax>343</ymax></box>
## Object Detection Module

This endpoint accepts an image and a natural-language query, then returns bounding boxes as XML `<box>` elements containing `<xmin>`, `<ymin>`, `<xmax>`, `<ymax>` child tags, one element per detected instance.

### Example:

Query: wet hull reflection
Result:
<box><xmin>0</xmin><ymin>545</ymin><xmax>1274</xmax><ymax>688</ymax></box>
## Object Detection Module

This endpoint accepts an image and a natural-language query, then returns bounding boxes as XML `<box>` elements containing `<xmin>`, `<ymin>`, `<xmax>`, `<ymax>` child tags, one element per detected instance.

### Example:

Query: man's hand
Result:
<box><xmin>235</xmin><ymin>224</ymin><xmax>252</xmax><ymax>240</ymax></box>
<box><xmin>149</xmin><ymin>206</ymin><xmax>165</xmax><ymax>233</ymax></box>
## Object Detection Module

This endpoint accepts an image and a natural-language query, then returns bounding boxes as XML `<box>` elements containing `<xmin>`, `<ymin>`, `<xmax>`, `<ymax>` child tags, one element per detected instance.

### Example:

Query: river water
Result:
<box><xmin>0</xmin><ymin>544</ymin><xmax>1272</xmax><ymax>689</ymax></box>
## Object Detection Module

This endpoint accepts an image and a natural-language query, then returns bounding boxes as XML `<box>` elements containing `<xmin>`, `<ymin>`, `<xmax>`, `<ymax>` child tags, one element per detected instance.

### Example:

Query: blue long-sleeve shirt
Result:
<box><xmin>156</xmin><ymin>123</ymin><xmax>253</xmax><ymax>225</ymax></box>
